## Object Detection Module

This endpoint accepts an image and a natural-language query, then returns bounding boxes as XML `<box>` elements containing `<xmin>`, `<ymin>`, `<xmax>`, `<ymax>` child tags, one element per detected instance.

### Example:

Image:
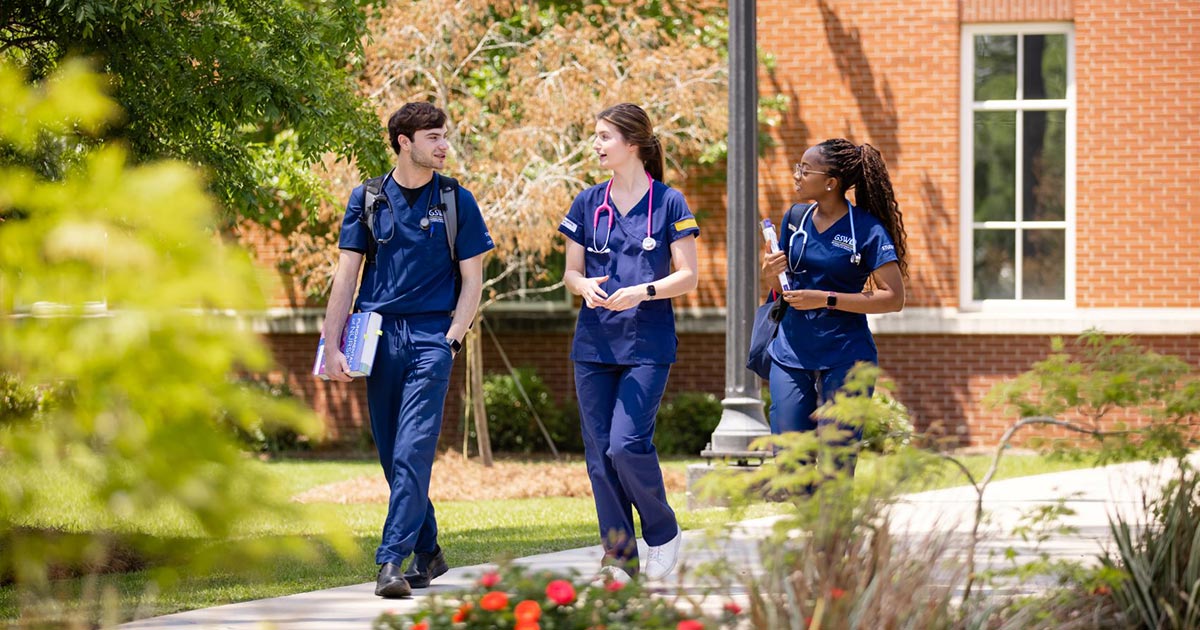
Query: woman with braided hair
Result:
<box><xmin>760</xmin><ymin>138</ymin><xmax>908</xmax><ymax>477</ymax></box>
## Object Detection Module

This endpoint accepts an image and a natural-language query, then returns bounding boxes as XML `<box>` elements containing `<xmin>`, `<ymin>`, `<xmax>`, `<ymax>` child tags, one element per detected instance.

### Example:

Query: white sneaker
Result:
<box><xmin>593</xmin><ymin>564</ymin><xmax>633</xmax><ymax>586</ymax></box>
<box><xmin>643</xmin><ymin>526</ymin><xmax>682</xmax><ymax>580</ymax></box>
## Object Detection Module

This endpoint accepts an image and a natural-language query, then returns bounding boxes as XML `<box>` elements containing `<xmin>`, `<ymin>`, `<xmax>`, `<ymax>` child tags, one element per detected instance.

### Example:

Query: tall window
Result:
<box><xmin>961</xmin><ymin>24</ymin><xmax>1074</xmax><ymax>306</ymax></box>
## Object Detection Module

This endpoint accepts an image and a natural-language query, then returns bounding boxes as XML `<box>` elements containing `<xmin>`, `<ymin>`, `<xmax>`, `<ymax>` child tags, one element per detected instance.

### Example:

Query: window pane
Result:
<box><xmin>1023</xmin><ymin>110</ymin><xmax>1066</xmax><ymax>221</ymax></box>
<box><xmin>974</xmin><ymin>35</ymin><xmax>1017</xmax><ymax>100</ymax></box>
<box><xmin>974</xmin><ymin>111</ymin><xmax>1016</xmax><ymax>221</ymax></box>
<box><xmin>1024</xmin><ymin>34</ymin><xmax>1067</xmax><ymax>99</ymax></box>
<box><xmin>1022</xmin><ymin>229</ymin><xmax>1065</xmax><ymax>299</ymax></box>
<box><xmin>973</xmin><ymin>229</ymin><xmax>1016</xmax><ymax>300</ymax></box>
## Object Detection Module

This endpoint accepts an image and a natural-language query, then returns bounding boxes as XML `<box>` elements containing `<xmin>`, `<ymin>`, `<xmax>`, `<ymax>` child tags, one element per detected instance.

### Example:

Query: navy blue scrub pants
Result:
<box><xmin>767</xmin><ymin>360</ymin><xmax>873</xmax><ymax>476</ymax></box>
<box><xmin>574</xmin><ymin>361</ymin><xmax>678</xmax><ymax>570</ymax></box>
<box><xmin>366</xmin><ymin>313</ymin><xmax>454</xmax><ymax>565</ymax></box>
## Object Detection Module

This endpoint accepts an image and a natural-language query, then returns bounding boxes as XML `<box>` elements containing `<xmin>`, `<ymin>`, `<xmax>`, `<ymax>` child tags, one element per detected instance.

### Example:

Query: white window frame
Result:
<box><xmin>959</xmin><ymin>22</ymin><xmax>1076</xmax><ymax>311</ymax></box>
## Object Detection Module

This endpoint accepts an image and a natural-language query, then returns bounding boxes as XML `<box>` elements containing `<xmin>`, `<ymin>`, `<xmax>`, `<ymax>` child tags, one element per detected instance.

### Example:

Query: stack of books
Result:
<box><xmin>313</xmin><ymin>312</ymin><xmax>383</xmax><ymax>380</ymax></box>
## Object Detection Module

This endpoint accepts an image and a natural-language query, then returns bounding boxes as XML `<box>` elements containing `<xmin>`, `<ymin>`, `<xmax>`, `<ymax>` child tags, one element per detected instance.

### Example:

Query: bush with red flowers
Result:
<box><xmin>372</xmin><ymin>564</ymin><xmax>742</xmax><ymax>630</ymax></box>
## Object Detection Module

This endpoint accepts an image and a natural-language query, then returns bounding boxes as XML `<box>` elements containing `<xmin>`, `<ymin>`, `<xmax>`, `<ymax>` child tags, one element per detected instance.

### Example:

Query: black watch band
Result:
<box><xmin>646</xmin><ymin>284</ymin><xmax>657</xmax><ymax>299</ymax></box>
<box><xmin>448</xmin><ymin>337</ymin><xmax>462</xmax><ymax>354</ymax></box>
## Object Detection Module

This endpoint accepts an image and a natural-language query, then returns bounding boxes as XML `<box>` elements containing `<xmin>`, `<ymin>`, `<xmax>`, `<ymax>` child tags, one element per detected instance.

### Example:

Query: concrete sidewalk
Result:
<box><xmin>119</xmin><ymin>457</ymin><xmax>1186</xmax><ymax>630</ymax></box>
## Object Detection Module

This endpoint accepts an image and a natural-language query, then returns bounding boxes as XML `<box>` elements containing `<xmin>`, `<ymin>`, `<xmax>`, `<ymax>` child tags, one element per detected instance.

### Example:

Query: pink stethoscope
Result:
<box><xmin>588</xmin><ymin>172</ymin><xmax>656</xmax><ymax>254</ymax></box>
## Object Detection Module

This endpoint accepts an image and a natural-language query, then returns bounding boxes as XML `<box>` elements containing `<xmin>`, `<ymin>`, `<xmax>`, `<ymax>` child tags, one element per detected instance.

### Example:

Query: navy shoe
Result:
<box><xmin>403</xmin><ymin>545</ymin><xmax>449</xmax><ymax>589</ymax></box>
<box><xmin>375</xmin><ymin>562</ymin><xmax>412</xmax><ymax>598</ymax></box>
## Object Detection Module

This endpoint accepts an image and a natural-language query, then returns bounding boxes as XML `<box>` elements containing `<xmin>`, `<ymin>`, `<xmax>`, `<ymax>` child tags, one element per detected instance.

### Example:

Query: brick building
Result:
<box><xmin>250</xmin><ymin>0</ymin><xmax>1200</xmax><ymax>449</ymax></box>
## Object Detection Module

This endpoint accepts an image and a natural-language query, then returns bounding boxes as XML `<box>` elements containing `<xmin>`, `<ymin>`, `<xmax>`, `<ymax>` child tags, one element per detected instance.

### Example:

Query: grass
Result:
<box><xmin>1</xmin><ymin>448</ymin><xmax>1103</xmax><ymax>624</ymax></box>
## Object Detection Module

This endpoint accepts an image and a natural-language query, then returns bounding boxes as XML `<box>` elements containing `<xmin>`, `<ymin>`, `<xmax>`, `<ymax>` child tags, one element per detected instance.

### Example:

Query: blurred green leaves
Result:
<box><xmin>0</xmin><ymin>59</ymin><xmax>350</xmax><ymax>622</ymax></box>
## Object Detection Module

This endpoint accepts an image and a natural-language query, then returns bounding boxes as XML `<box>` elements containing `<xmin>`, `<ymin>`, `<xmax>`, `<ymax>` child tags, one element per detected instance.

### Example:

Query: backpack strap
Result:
<box><xmin>438</xmin><ymin>173</ymin><xmax>460</xmax><ymax>262</ymax></box>
<box><xmin>359</xmin><ymin>169</ymin><xmax>392</xmax><ymax>266</ymax></box>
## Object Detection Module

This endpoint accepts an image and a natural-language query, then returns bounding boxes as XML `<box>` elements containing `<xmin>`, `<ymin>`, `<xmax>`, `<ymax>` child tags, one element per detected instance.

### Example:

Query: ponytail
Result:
<box><xmin>815</xmin><ymin>139</ymin><xmax>909</xmax><ymax>276</ymax></box>
<box><xmin>645</xmin><ymin>135</ymin><xmax>665</xmax><ymax>182</ymax></box>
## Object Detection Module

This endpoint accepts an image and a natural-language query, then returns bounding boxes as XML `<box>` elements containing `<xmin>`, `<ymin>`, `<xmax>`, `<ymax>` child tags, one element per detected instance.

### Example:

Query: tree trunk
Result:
<box><xmin>468</xmin><ymin>314</ymin><xmax>492</xmax><ymax>467</ymax></box>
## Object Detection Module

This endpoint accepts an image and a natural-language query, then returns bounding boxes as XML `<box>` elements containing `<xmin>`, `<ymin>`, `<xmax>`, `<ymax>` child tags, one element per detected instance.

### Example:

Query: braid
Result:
<box><xmin>816</xmin><ymin>139</ymin><xmax>909</xmax><ymax>277</ymax></box>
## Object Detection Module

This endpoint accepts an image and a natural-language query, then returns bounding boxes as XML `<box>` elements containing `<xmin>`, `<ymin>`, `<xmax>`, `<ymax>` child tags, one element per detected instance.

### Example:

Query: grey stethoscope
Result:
<box><xmin>588</xmin><ymin>172</ymin><xmax>657</xmax><ymax>254</ymax></box>
<box><xmin>788</xmin><ymin>199</ymin><xmax>861</xmax><ymax>273</ymax></box>
<box><xmin>370</xmin><ymin>169</ymin><xmax>444</xmax><ymax>244</ymax></box>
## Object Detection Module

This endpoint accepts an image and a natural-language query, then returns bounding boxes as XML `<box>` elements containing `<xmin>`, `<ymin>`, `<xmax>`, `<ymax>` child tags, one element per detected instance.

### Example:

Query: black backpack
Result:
<box><xmin>359</xmin><ymin>169</ymin><xmax>460</xmax><ymax>266</ymax></box>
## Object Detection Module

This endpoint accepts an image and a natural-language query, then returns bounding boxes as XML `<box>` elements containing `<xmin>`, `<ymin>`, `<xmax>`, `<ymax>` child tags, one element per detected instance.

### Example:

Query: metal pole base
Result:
<box><xmin>702</xmin><ymin>396</ymin><xmax>772</xmax><ymax>465</ymax></box>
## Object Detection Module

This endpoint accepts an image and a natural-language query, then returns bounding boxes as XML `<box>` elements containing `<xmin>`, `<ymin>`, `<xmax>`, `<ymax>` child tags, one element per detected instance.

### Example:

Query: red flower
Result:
<box><xmin>515</xmin><ymin>623</ymin><xmax>540</xmax><ymax>630</ymax></box>
<box><xmin>677</xmin><ymin>620</ymin><xmax>704</xmax><ymax>630</ymax></box>
<box><xmin>723</xmin><ymin>601</ymin><xmax>742</xmax><ymax>615</ymax></box>
<box><xmin>605</xmin><ymin>580</ymin><xmax>624</xmax><ymax>592</ymax></box>
<box><xmin>480</xmin><ymin>590</ymin><xmax>509</xmax><ymax>611</ymax></box>
<box><xmin>479</xmin><ymin>571</ymin><xmax>501</xmax><ymax>588</ymax></box>
<box><xmin>515</xmin><ymin>599</ymin><xmax>542</xmax><ymax>623</ymax></box>
<box><xmin>411</xmin><ymin>622</ymin><xmax>429</xmax><ymax>630</ymax></box>
<box><xmin>1092</xmin><ymin>585</ymin><xmax>1112</xmax><ymax>596</ymax></box>
<box><xmin>830</xmin><ymin>587</ymin><xmax>847</xmax><ymax>600</ymax></box>
<box><xmin>452</xmin><ymin>602</ymin><xmax>472</xmax><ymax>623</ymax></box>
<box><xmin>545</xmin><ymin>579</ymin><xmax>577</xmax><ymax>605</ymax></box>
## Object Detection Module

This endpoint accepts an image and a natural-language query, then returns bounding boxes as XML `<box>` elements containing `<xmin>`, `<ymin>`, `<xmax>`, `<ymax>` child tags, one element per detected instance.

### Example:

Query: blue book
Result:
<box><xmin>313</xmin><ymin>312</ymin><xmax>383</xmax><ymax>380</ymax></box>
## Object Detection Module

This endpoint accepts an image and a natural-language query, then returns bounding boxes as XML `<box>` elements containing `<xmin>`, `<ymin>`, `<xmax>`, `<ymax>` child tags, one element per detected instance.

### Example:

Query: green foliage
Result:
<box><xmin>2</xmin><ymin>0</ymin><xmax>388</xmax><ymax>228</ymax></box>
<box><xmin>653</xmin><ymin>391</ymin><xmax>722</xmax><ymax>456</ymax></box>
<box><xmin>219</xmin><ymin>377</ymin><xmax>317</xmax><ymax>454</ymax></box>
<box><xmin>482</xmin><ymin>368</ymin><xmax>582</xmax><ymax>454</ymax></box>
<box><xmin>0</xmin><ymin>373</ymin><xmax>40</xmax><ymax>423</ymax></box>
<box><xmin>1102</xmin><ymin>464</ymin><xmax>1200</xmax><ymax>629</ymax></box>
<box><xmin>860</xmin><ymin>390</ymin><xmax>914</xmax><ymax>454</ymax></box>
<box><xmin>376</xmin><ymin>563</ymin><xmax>734</xmax><ymax>630</ymax></box>
<box><xmin>985</xmin><ymin>331</ymin><xmax>1200</xmax><ymax>462</ymax></box>
<box><xmin>0</xmin><ymin>60</ymin><xmax>351</xmax><ymax>621</ymax></box>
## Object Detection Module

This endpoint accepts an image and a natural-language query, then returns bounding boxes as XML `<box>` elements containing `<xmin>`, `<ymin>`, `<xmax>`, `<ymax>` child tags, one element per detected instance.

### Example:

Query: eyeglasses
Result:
<box><xmin>793</xmin><ymin>164</ymin><xmax>831</xmax><ymax>178</ymax></box>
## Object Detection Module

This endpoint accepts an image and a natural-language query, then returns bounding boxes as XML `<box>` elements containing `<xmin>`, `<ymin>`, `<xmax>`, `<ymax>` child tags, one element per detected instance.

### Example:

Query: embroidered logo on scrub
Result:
<box><xmin>672</xmin><ymin>218</ymin><xmax>698</xmax><ymax>232</ymax></box>
<box><xmin>832</xmin><ymin>234</ymin><xmax>855</xmax><ymax>252</ymax></box>
<box><xmin>428</xmin><ymin>207</ymin><xmax>446</xmax><ymax>224</ymax></box>
<box><xmin>560</xmin><ymin>216</ymin><xmax>579</xmax><ymax>233</ymax></box>
<box><xmin>882</xmin><ymin>244</ymin><xmax>895</xmax><ymax>251</ymax></box>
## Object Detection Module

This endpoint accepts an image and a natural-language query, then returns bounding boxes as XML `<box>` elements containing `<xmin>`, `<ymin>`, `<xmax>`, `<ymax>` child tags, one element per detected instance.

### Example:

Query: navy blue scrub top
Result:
<box><xmin>339</xmin><ymin>173</ymin><xmax>495</xmax><ymax>315</ymax></box>
<box><xmin>769</xmin><ymin>202</ymin><xmax>898</xmax><ymax>370</ymax></box>
<box><xmin>558</xmin><ymin>179</ymin><xmax>700</xmax><ymax>365</ymax></box>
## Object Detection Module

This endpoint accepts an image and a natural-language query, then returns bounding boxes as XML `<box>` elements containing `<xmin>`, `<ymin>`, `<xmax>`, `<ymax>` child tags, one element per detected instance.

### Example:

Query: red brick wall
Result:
<box><xmin>1073</xmin><ymin>1</ymin><xmax>1200</xmax><ymax>307</ymax></box>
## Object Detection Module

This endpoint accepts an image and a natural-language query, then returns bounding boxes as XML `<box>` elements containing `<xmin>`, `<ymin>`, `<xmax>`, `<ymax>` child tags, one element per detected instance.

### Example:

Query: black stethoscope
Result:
<box><xmin>372</xmin><ymin>170</ymin><xmax>443</xmax><ymax>243</ymax></box>
<box><xmin>788</xmin><ymin>199</ymin><xmax>861</xmax><ymax>273</ymax></box>
<box><xmin>588</xmin><ymin>172</ymin><xmax>656</xmax><ymax>254</ymax></box>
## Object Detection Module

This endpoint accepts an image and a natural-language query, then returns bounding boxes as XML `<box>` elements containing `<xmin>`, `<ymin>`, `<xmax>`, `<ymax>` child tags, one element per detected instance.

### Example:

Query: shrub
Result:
<box><xmin>860</xmin><ymin>390</ymin><xmax>914</xmax><ymax>454</ymax></box>
<box><xmin>1102</xmin><ymin>463</ymin><xmax>1200</xmax><ymax>629</ymax></box>
<box><xmin>220</xmin><ymin>376</ymin><xmax>314</xmax><ymax>454</ymax></box>
<box><xmin>654</xmin><ymin>392</ymin><xmax>722</xmax><ymax>456</ymax></box>
<box><xmin>482</xmin><ymin>368</ymin><xmax>582</xmax><ymax>454</ymax></box>
<box><xmin>374</xmin><ymin>564</ymin><xmax>737</xmax><ymax>630</ymax></box>
<box><xmin>0</xmin><ymin>373</ymin><xmax>40</xmax><ymax>424</ymax></box>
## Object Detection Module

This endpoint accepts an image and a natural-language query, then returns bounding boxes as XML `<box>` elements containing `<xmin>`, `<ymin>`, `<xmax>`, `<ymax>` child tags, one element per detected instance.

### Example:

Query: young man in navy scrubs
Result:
<box><xmin>560</xmin><ymin>103</ymin><xmax>700</xmax><ymax>582</ymax></box>
<box><xmin>321</xmin><ymin>102</ymin><xmax>494</xmax><ymax>598</ymax></box>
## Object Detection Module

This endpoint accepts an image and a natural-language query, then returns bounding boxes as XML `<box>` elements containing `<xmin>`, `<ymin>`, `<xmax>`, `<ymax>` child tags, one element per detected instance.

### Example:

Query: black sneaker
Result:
<box><xmin>403</xmin><ymin>545</ymin><xmax>449</xmax><ymax>589</ymax></box>
<box><xmin>375</xmin><ymin>562</ymin><xmax>412</xmax><ymax>598</ymax></box>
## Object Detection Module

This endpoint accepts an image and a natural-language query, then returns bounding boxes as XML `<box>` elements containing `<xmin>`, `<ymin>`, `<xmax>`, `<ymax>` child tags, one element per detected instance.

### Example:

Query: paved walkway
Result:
<box><xmin>119</xmin><ymin>457</ymin><xmax>1188</xmax><ymax>630</ymax></box>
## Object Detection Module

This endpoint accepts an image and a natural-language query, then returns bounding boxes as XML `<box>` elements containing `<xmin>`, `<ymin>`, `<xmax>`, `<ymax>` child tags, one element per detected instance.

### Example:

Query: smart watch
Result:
<box><xmin>646</xmin><ymin>284</ymin><xmax>657</xmax><ymax>299</ymax></box>
<box><xmin>826</xmin><ymin>292</ymin><xmax>838</xmax><ymax>309</ymax></box>
<box><xmin>448</xmin><ymin>337</ymin><xmax>462</xmax><ymax>354</ymax></box>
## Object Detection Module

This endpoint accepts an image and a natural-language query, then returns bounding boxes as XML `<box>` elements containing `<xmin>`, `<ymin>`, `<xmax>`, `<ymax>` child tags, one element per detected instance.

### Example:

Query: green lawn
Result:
<box><xmin>0</xmin><ymin>449</ymin><xmax>1100</xmax><ymax>624</ymax></box>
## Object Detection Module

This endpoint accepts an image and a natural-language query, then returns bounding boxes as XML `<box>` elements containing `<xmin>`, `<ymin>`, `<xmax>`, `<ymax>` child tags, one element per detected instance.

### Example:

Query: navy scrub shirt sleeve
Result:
<box><xmin>664</xmin><ymin>188</ymin><xmax>700</xmax><ymax>242</ymax></box>
<box><xmin>557</xmin><ymin>193</ymin><xmax>588</xmax><ymax>246</ymax></box>
<box><xmin>451</xmin><ymin>186</ymin><xmax>496</xmax><ymax>260</ymax></box>
<box><xmin>861</xmin><ymin>218</ymin><xmax>900</xmax><ymax>272</ymax></box>
<box><xmin>338</xmin><ymin>185</ymin><xmax>370</xmax><ymax>253</ymax></box>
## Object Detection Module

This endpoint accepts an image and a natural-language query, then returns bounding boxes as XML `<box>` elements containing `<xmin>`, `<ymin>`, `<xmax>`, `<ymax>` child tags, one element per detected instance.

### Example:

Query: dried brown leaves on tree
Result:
<box><xmin>286</xmin><ymin>0</ymin><xmax>727</xmax><ymax>302</ymax></box>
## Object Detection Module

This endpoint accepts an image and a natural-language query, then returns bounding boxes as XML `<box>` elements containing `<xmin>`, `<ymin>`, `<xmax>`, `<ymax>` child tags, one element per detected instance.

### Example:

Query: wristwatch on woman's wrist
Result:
<box><xmin>448</xmin><ymin>337</ymin><xmax>462</xmax><ymax>354</ymax></box>
<box><xmin>826</xmin><ymin>292</ymin><xmax>838</xmax><ymax>309</ymax></box>
<box><xmin>646</xmin><ymin>284</ymin><xmax>657</xmax><ymax>300</ymax></box>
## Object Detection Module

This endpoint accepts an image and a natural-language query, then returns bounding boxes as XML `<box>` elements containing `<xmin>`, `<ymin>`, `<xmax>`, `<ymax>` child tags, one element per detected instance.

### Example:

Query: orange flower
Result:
<box><xmin>723</xmin><ymin>601</ymin><xmax>742</xmax><ymax>614</ymax></box>
<box><xmin>452</xmin><ymin>602</ymin><xmax>472</xmax><ymax>623</ymax></box>
<box><xmin>515</xmin><ymin>599</ymin><xmax>542</xmax><ymax>623</ymax></box>
<box><xmin>515</xmin><ymin>622</ymin><xmax>540</xmax><ymax>630</ymax></box>
<box><xmin>479</xmin><ymin>571</ymin><xmax>501</xmax><ymax>588</ymax></box>
<box><xmin>677</xmin><ymin>620</ymin><xmax>704</xmax><ymax>630</ymax></box>
<box><xmin>545</xmin><ymin>579</ymin><xmax>577</xmax><ymax>605</ymax></box>
<box><xmin>1092</xmin><ymin>585</ymin><xmax>1112</xmax><ymax>596</ymax></box>
<box><xmin>411</xmin><ymin>622</ymin><xmax>429</xmax><ymax>630</ymax></box>
<box><xmin>480</xmin><ymin>590</ymin><xmax>509</xmax><ymax>612</ymax></box>
<box><xmin>830</xmin><ymin>587</ymin><xmax>847</xmax><ymax>600</ymax></box>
